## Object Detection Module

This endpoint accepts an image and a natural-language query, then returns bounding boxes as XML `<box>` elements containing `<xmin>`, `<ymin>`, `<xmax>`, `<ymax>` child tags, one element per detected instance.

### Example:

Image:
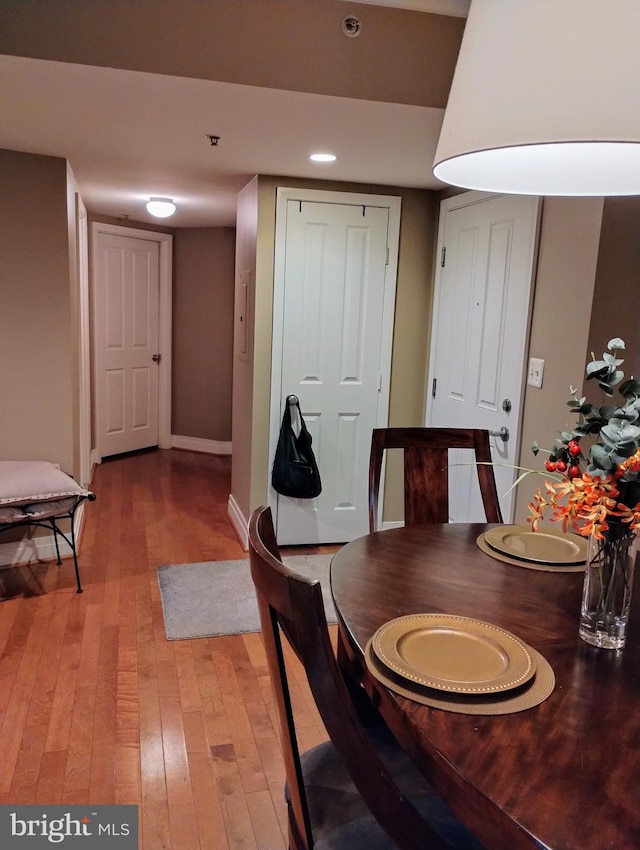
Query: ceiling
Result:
<box><xmin>0</xmin><ymin>0</ymin><xmax>469</xmax><ymax>228</ymax></box>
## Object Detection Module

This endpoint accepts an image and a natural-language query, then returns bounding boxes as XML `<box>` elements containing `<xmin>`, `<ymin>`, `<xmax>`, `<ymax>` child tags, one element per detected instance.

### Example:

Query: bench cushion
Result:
<box><xmin>0</xmin><ymin>461</ymin><xmax>90</xmax><ymax>507</ymax></box>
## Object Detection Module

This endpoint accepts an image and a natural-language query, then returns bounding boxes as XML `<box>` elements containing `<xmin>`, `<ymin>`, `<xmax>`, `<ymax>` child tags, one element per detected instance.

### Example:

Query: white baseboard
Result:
<box><xmin>0</xmin><ymin>533</ymin><xmax>61</xmax><ymax>567</ymax></box>
<box><xmin>171</xmin><ymin>435</ymin><xmax>232</xmax><ymax>455</ymax></box>
<box><xmin>0</xmin><ymin>502</ymin><xmax>87</xmax><ymax>567</ymax></box>
<box><xmin>227</xmin><ymin>494</ymin><xmax>249</xmax><ymax>550</ymax></box>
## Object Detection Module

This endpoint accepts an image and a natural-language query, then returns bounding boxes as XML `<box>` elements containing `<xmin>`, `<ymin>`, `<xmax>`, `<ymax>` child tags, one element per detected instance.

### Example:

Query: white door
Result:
<box><xmin>426</xmin><ymin>192</ymin><xmax>540</xmax><ymax>522</ymax></box>
<box><xmin>271</xmin><ymin>191</ymin><xmax>400</xmax><ymax>545</ymax></box>
<box><xmin>94</xmin><ymin>231</ymin><xmax>160</xmax><ymax>459</ymax></box>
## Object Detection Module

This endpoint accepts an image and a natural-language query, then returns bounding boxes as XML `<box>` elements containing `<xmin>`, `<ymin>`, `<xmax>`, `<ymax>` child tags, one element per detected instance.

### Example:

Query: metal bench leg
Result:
<box><xmin>49</xmin><ymin>517</ymin><xmax>83</xmax><ymax>593</ymax></box>
<box><xmin>68</xmin><ymin>518</ymin><xmax>83</xmax><ymax>594</ymax></box>
<box><xmin>49</xmin><ymin>519</ymin><xmax>63</xmax><ymax>565</ymax></box>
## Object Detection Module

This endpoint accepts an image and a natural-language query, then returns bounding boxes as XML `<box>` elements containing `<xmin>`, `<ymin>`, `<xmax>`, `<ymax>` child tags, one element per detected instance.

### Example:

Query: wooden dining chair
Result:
<box><xmin>368</xmin><ymin>427</ymin><xmax>503</xmax><ymax>533</ymax></box>
<box><xmin>248</xmin><ymin>505</ymin><xmax>485</xmax><ymax>850</ymax></box>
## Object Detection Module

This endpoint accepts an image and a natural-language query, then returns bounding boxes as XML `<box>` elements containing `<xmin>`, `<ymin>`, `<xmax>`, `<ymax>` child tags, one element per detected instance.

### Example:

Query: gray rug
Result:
<box><xmin>157</xmin><ymin>554</ymin><xmax>335</xmax><ymax>640</ymax></box>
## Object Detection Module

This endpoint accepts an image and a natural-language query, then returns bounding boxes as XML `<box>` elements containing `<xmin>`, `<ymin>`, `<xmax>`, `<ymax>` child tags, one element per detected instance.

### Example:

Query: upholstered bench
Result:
<box><xmin>0</xmin><ymin>460</ymin><xmax>95</xmax><ymax>592</ymax></box>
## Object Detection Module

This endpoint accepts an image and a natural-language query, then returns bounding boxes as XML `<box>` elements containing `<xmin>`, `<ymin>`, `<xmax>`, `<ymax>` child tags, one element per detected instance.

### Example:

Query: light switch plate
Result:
<box><xmin>528</xmin><ymin>357</ymin><xmax>544</xmax><ymax>388</ymax></box>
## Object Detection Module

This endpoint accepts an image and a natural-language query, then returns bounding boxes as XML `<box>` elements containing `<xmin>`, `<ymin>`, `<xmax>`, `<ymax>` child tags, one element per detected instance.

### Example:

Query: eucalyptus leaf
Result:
<box><xmin>607</xmin><ymin>338</ymin><xmax>625</xmax><ymax>351</ymax></box>
<box><xmin>575</xmin><ymin>402</ymin><xmax>595</xmax><ymax>415</ymax></box>
<box><xmin>606</xmin><ymin>420</ymin><xmax>640</xmax><ymax>440</ymax></box>
<box><xmin>612</xmin><ymin>445</ymin><xmax>638</xmax><ymax>460</ymax></box>
<box><xmin>573</xmin><ymin>423</ymin><xmax>591</xmax><ymax>436</ymax></box>
<box><xmin>619</xmin><ymin>378</ymin><xmax>640</xmax><ymax>398</ymax></box>
<box><xmin>599</xmin><ymin>405</ymin><xmax>617</xmax><ymax>418</ymax></box>
<box><xmin>589</xmin><ymin>444</ymin><xmax>615</xmax><ymax>470</ymax></box>
<box><xmin>586</xmin><ymin>360</ymin><xmax>608</xmax><ymax>378</ymax></box>
<box><xmin>585</xmin><ymin>421</ymin><xmax>605</xmax><ymax>434</ymax></box>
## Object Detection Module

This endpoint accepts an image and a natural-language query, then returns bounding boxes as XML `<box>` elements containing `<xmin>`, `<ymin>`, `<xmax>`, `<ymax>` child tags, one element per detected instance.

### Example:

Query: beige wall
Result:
<box><xmin>0</xmin><ymin>149</ymin><xmax>77</xmax><ymax>473</ymax></box>
<box><xmin>229</xmin><ymin>175</ymin><xmax>439</xmax><ymax>523</ymax></box>
<box><xmin>0</xmin><ymin>0</ymin><xmax>464</xmax><ymax>109</ymax></box>
<box><xmin>514</xmin><ymin>197</ymin><xmax>604</xmax><ymax>521</ymax></box>
<box><xmin>382</xmin><ymin>189</ymin><xmax>439</xmax><ymax>519</ymax></box>
<box><xmin>172</xmin><ymin>227</ymin><xmax>235</xmax><ymax>442</ymax></box>
<box><xmin>231</xmin><ymin>179</ymin><xmax>259</xmax><ymax>520</ymax></box>
<box><xmin>587</xmin><ymin>197</ymin><xmax>640</xmax><ymax>379</ymax></box>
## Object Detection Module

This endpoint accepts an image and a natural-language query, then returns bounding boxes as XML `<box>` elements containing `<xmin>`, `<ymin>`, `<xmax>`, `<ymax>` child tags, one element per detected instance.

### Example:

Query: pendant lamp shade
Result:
<box><xmin>433</xmin><ymin>0</ymin><xmax>640</xmax><ymax>196</ymax></box>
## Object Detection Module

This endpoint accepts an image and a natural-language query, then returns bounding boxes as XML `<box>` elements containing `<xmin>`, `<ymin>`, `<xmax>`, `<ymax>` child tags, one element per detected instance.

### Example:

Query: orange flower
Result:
<box><xmin>526</xmin><ymin>472</ymin><xmax>638</xmax><ymax>538</ymax></box>
<box><xmin>619</xmin><ymin>449</ymin><xmax>640</xmax><ymax>477</ymax></box>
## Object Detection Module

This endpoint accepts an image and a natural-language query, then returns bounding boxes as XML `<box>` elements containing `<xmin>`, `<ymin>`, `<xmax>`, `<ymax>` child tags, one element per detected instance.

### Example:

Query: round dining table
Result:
<box><xmin>330</xmin><ymin>523</ymin><xmax>640</xmax><ymax>850</ymax></box>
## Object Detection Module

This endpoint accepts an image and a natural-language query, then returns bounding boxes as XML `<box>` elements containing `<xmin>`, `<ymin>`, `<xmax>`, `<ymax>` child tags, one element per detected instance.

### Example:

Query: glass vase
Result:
<box><xmin>579</xmin><ymin>524</ymin><xmax>636</xmax><ymax>650</ymax></box>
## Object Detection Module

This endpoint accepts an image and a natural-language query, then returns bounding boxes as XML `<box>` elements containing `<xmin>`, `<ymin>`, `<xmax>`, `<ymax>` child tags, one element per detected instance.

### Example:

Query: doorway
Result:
<box><xmin>426</xmin><ymin>191</ymin><xmax>541</xmax><ymax>522</ymax></box>
<box><xmin>270</xmin><ymin>188</ymin><xmax>401</xmax><ymax>545</ymax></box>
<box><xmin>91</xmin><ymin>223</ymin><xmax>173</xmax><ymax>461</ymax></box>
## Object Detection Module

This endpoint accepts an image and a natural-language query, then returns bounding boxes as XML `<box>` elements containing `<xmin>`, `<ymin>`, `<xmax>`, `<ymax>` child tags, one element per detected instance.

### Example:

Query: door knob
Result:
<box><xmin>152</xmin><ymin>353</ymin><xmax>161</xmax><ymax>363</ymax></box>
<box><xmin>489</xmin><ymin>426</ymin><xmax>509</xmax><ymax>442</ymax></box>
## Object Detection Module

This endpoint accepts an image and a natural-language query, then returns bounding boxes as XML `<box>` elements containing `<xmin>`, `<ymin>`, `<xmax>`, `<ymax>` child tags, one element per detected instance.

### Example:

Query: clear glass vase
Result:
<box><xmin>579</xmin><ymin>524</ymin><xmax>636</xmax><ymax>650</ymax></box>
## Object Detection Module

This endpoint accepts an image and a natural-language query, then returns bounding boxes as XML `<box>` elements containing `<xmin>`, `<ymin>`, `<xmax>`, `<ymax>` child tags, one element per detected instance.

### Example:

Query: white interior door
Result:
<box><xmin>94</xmin><ymin>231</ymin><xmax>160</xmax><ymax>459</ymax></box>
<box><xmin>426</xmin><ymin>192</ymin><xmax>540</xmax><ymax>522</ymax></box>
<box><xmin>271</xmin><ymin>190</ymin><xmax>400</xmax><ymax>545</ymax></box>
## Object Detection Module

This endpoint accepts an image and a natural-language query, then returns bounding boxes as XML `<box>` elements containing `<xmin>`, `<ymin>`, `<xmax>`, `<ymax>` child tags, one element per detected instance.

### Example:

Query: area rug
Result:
<box><xmin>157</xmin><ymin>554</ymin><xmax>335</xmax><ymax>640</ymax></box>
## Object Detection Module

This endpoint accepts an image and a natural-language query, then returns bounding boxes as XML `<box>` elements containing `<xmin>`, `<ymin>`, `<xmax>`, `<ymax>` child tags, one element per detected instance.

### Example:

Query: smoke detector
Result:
<box><xmin>342</xmin><ymin>16</ymin><xmax>361</xmax><ymax>37</ymax></box>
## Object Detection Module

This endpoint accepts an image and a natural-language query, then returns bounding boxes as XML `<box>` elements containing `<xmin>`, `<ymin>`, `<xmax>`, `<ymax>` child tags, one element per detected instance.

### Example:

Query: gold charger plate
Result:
<box><xmin>476</xmin><ymin>533</ymin><xmax>585</xmax><ymax>572</ymax></box>
<box><xmin>371</xmin><ymin>614</ymin><xmax>535</xmax><ymax>695</ymax></box>
<box><xmin>484</xmin><ymin>524</ymin><xmax>587</xmax><ymax>566</ymax></box>
<box><xmin>365</xmin><ymin>640</ymin><xmax>555</xmax><ymax>716</ymax></box>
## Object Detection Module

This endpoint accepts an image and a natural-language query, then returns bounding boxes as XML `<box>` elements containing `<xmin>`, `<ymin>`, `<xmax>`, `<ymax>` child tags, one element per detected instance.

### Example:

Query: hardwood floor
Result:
<box><xmin>0</xmin><ymin>448</ymin><xmax>334</xmax><ymax>849</ymax></box>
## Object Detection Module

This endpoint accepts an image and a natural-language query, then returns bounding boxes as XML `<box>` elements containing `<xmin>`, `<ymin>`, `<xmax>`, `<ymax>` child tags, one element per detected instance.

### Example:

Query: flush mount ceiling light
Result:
<box><xmin>309</xmin><ymin>153</ymin><xmax>337</xmax><ymax>163</ymax></box>
<box><xmin>146</xmin><ymin>197</ymin><xmax>176</xmax><ymax>218</ymax></box>
<box><xmin>433</xmin><ymin>0</ymin><xmax>640</xmax><ymax>196</ymax></box>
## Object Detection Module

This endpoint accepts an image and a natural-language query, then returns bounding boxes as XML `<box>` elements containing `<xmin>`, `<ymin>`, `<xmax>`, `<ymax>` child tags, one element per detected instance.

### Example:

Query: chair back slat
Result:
<box><xmin>369</xmin><ymin>427</ymin><xmax>503</xmax><ymax>532</ymax></box>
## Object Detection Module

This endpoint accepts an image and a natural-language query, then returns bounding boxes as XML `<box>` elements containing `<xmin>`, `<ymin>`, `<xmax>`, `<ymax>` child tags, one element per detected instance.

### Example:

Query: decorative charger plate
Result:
<box><xmin>365</xmin><ymin>641</ymin><xmax>555</xmax><ymax>716</ymax></box>
<box><xmin>371</xmin><ymin>614</ymin><xmax>535</xmax><ymax>695</ymax></box>
<box><xmin>484</xmin><ymin>524</ymin><xmax>588</xmax><ymax>565</ymax></box>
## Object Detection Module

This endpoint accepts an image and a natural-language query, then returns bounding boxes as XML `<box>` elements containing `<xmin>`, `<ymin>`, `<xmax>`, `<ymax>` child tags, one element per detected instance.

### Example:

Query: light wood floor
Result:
<box><xmin>0</xmin><ymin>448</ymin><xmax>336</xmax><ymax>849</ymax></box>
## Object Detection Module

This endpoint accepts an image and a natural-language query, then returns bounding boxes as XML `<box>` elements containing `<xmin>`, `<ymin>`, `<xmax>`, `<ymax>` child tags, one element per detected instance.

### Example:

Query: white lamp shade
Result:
<box><xmin>433</xmin><ymin>0</ymin><xmax>640</xmax><ymax>195</ymax></box>
<box><xmin>146</xmin><ymin>197</ymin><xmax>176</xmax><ymax>217</ymax></box>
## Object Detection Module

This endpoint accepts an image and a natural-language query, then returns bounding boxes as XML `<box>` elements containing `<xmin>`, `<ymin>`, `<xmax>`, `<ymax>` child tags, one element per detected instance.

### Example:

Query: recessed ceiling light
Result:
<box><xmin>309</xmin><ymin>153</ymin><xmax>337</xmax><ymax>163</ymax></box>
<box><xmin>146</xmin><ymin>197</ymin><xmax>176</xmax><ymax>218</ymax></box>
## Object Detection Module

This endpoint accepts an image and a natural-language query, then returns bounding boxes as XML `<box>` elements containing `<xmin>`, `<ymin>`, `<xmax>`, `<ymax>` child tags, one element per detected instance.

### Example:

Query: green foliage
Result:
<box><xmin>543</xmin><ymin>339</ymin><xmax>640</xmax><ymax>478</ymax></box>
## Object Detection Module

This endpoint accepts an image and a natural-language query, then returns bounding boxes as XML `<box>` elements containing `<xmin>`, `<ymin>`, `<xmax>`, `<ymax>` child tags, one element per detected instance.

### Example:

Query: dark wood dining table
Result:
<box><xmin>330</xmin><ymin>523</ymin><xmax>640</xmax><ymax>850</ymax></box>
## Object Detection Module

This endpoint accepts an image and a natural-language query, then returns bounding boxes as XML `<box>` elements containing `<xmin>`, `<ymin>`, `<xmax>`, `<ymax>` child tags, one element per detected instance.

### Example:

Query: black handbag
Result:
<box><xmin>271</xmin><ymin>396</ymin><xmax>322</xmax><ymax>498</ymax></box>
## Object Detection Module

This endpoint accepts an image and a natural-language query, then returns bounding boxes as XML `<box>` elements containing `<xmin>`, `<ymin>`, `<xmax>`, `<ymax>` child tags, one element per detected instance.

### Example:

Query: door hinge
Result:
<box><xmin>378</xmin><ymin>374</ymin><xmax>383</xmax><ymax>392</ymax></box>
<box><xmin>432</xmin><ymin>377</ymin><xmax>437</xmax><ymax>398</ymax></box>
<box><xmin>385</xmin><ymin>246</ymin><xmax>390</xmax><ymax>265</ymax></box>
<box><xmin>441</xmin><ymin>246</ymin><xmax>446</xmax><ymax>268</ymax></box>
